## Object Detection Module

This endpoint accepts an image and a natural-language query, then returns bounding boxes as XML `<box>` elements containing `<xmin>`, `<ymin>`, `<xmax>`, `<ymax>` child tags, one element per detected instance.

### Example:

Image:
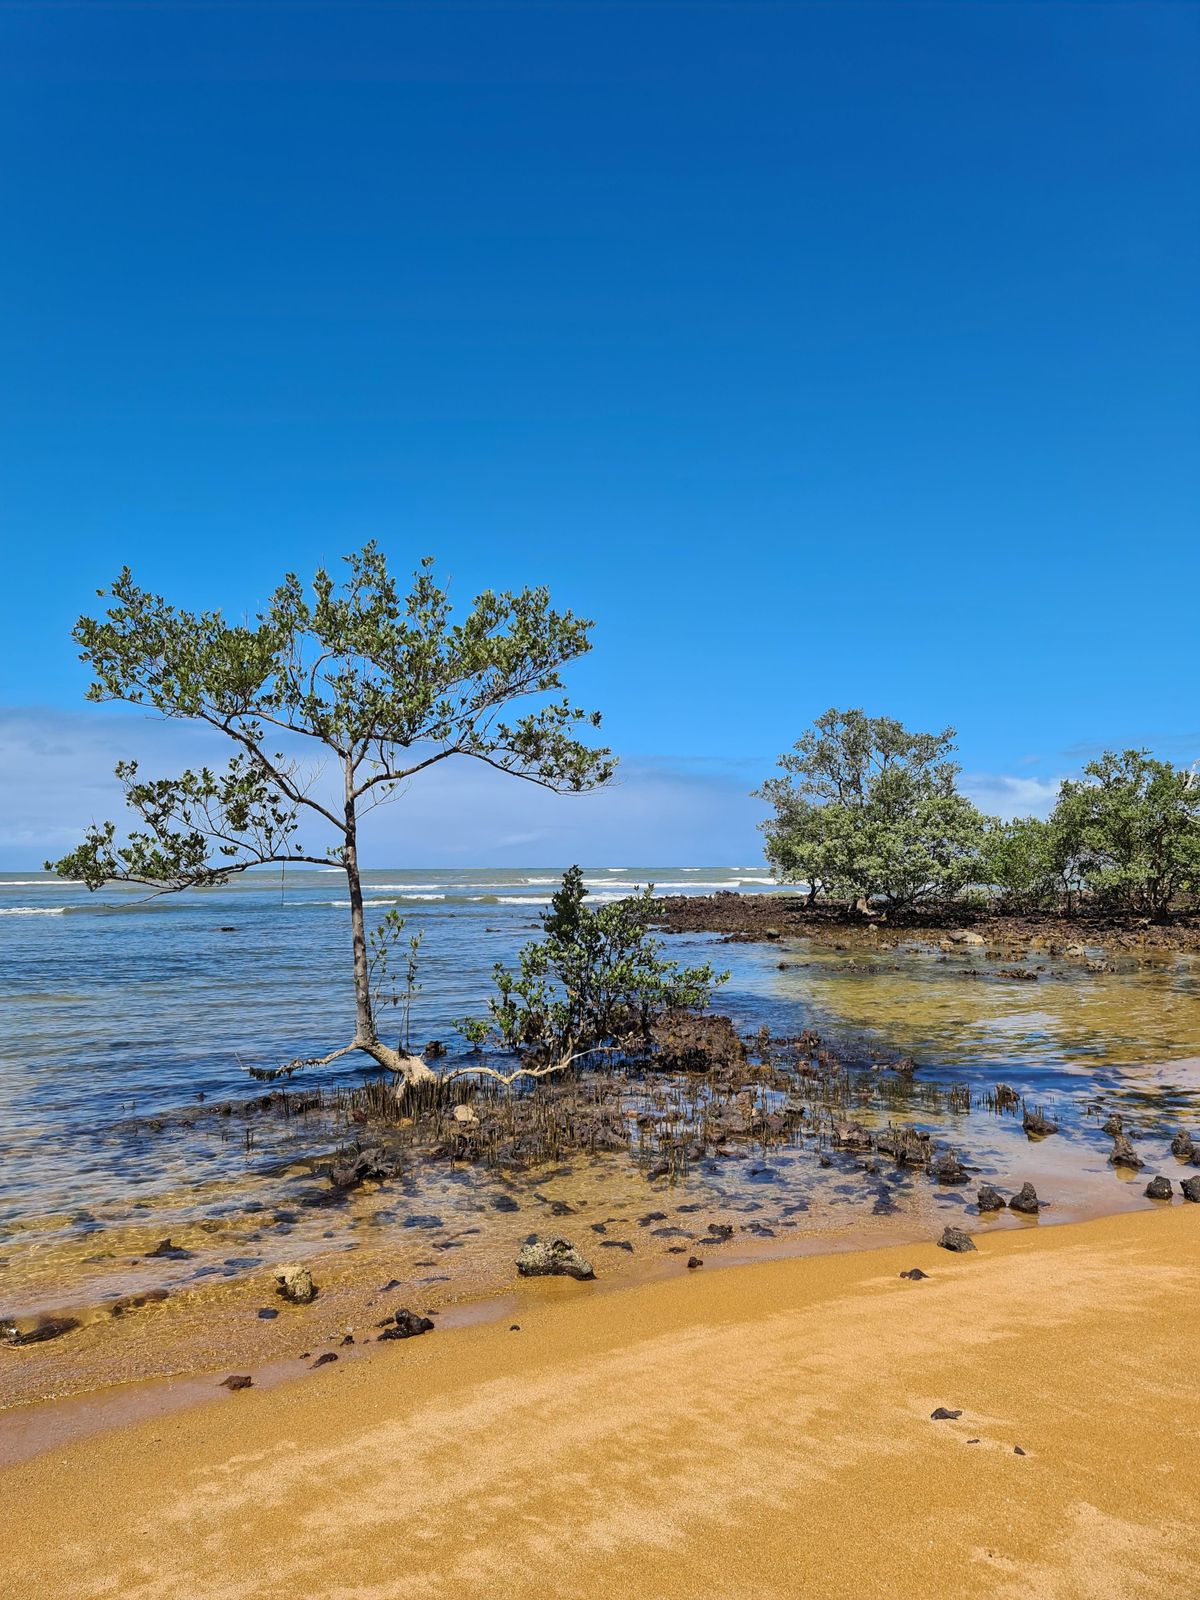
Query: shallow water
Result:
<box><xmin>2</xmin><ymin>867</ymin><xmax>1199</xmax><ymax>1394</ymax></box>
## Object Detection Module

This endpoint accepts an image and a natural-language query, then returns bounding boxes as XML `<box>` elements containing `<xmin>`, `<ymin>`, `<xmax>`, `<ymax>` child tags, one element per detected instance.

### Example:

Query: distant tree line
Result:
<box><xmin>756</xmin><ymin>709</ymin><xmax>1200</xmax><ymax>922</ymax></box>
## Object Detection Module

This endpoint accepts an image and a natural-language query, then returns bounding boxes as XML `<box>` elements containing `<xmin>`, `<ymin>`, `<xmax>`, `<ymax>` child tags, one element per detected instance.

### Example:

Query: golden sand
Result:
<box><xmin>5</xmin><ymin>1208</ymin><xmax>1198</xmax><ymax>1599</ymax></box>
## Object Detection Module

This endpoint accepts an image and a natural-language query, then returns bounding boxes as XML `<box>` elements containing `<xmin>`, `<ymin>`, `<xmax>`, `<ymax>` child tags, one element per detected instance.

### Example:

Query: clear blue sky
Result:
<box><xmin>1</xmin><ymin>2</ymin><xmax>1197</xmax><ymax>865</ymax></box>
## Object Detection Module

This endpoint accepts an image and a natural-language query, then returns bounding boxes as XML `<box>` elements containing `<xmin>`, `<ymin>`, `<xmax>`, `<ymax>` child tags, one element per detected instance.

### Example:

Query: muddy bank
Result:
<box><xmin>5</xmin><ymin>1207</ymin><xmax>1198</xmax><ymax>1599</ymax></box>
<box><xmin>652</xmin><ymin>891</ymin><xmax>1200</xmax><ymax>952</ymax></box>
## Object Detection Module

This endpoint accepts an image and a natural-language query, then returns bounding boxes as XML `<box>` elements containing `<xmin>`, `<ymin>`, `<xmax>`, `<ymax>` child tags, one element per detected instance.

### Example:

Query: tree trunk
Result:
<box><xmin>343</xmin><ymin>758</ymin><xmax>437</xmax><ymax>1087</ymax></box>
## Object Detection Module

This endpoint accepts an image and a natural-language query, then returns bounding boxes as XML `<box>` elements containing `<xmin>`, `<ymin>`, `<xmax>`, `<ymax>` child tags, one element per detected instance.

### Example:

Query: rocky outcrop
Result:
<box><xmin>1170</xmin><ymin>1129</ymin><xmax>1196</xmax><ymax>1161</ymax></box>
<box><xmin>931</xmin><ymin>1152</ymin><xmax>968</xmax><ymax>1185</ymax></box>
<box><xmin>1144</xmin><ymin>1175</ymin><xmax>1173</xmax><ymax>1200</ymax></box>
<box><xmin>976</xmin><ymin>1185</ymin><xmax>1005</xmax><ymax>1212</ymax></box>
<box><xmin>1008</xmin><ymin>1182</ymin><xmax>1040</xmax><ymax>1215</ymax></box>
<box><xmin>515</xmin><ymin>1237</ymin><xmax>596</xmax><ymax>1280</ymax></box>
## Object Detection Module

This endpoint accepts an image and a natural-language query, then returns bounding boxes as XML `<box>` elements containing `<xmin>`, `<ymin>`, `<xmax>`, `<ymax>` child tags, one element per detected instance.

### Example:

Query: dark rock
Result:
<box><xmin>930</xmin><ymin>1407</ymin><xmax>962</xmax><ymax>1420</ymax></box>
<box><xmin>378</xmin><ymin>1308</ymin><xmax>435</xmax><ymax>1340</ymax></box>
<box><xmin>976</xmin><ymin>1185</ymin><xmax>1005</xmax><ymax>1213</ymax></box>
<box><xmin>1101</xmin><ymin>1114</ymin><xmax>1124</xmax><ymax>1136</ymax></box>
<box><xmin>931</xmin><ymin>1152</ymin><xmax>967</xmax><ymax>1185</ymax></box>
<box><xmin>1109</xmin><ymin>1135</ymin><xmax>1144</xmax><ymax>1171</ymax></box>
<box><xmin>1023</xmin><ymin>1107</ymin><xmax>1058</xmax><ymax>1138</ymax></box>
<box><xmin>1145</xmin><ymin>1175</ymin><xmax>1173</xmax><ymax>1200</ymax></box>
<box><xmin>340</xmin><ymin>1334</ymin><xmax>354</xmax><ymax>1345</ymax></box>
<box><xmin>1008</xmin><ymin>1183</ymin><xmax>1040</xmax><ymax>1215</ymax></box>
<box><xmin>403</xmin><ymin>1214</ymin><xmax>444</xmax><ymax>1230</ymax></box>
<box><xmin>1181</xmin><ymin>1175</ymin><xmax>1200</xmax><ymax>1203</ymax></box>
<box><xmin>687</xmin><ymin>1257</ymin><xmax>703</xmax><ymax>1269</ymax></box>
<box><xmin>703</xmin><ymin>1223</ymin><xmax>734</xmax><ymax>1242</ymax></box>
<box><xmin>220</xmin><ymin>1374</ymin><xmax>253</xmax><ymax>1390</ymax></box>
<box><xmin>256</xmin><ymin>1307</ymin><xmax>278</xmax><ymax>1320</ymax></box>
<box><xmin>515</xmin><ymin>1237</ymin><xmax>596</xmax><ymax>1280</ymax></box>
<box><xmin>1014</xmin><ymin>1446</ymin><xmax>1027</xmax><ymax>1456</ymax></box>
<box><xmin>510</xmin><ymin>1324</ymin><xmax>520</xmax><ymax>1331</ymax></box>
<box><xmin>425</xmin><ymin>1040</ymin><xmax>447</xmax><ymax>1059</ymax></box>
<box><xmin>146</xmin><ymin>1237</ymin><xmax>192</xmax><ymax>1260</ymax></box>
<box><xmin>1170</xmin><ymin>1129</ymin><xmax>1196</xmax><ymax>1160</ymax></box>
<box><xmin>599</xmin><ymin>1240</ymin><xmax>634</xmax><ymax>1252</ymax></box>
<box><xmin>638</xmin><ymin>1212</ymin><xmax>668</xmax><ymax>1227</ymax></box>
<box><xmin>311</xmin><ymin>1352</ymin><xmax>338</xmax><ymax>1368</ymax></box>
<box><xmin>938</xmin><ymin>1226</ymin><xmax>977</xmax><ymax>1253</ymax></box>
<box><xmin>899</xmin><ymin>1268</ymin><xmax>929</xmax><ymax>1280</ymax></box>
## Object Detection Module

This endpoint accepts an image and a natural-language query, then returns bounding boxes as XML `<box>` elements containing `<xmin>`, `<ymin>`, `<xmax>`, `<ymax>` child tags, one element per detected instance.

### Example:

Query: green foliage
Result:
<box><xmin>755</xmin><ymin>709</ymin><xmax>990</xmax><ymax>907</ymax></box>
<box><xmin>47</xmin><ymin>544</ymin><xmax>614</xmax><ymax>891</ymax></box>
<box><xmin>1059</xmin><ymin>750</ymin><xmax>1200</xmax><ymax>919</ymax></box>
<box><xmin>981</xmin><ymin>815</ymin><xmax>1073</xmax><ymax>910</ymax></box>
<box><xmin>458</xmin><ymin>866</ymin><xmax>727</xmax><ymax>1063</ymax></box>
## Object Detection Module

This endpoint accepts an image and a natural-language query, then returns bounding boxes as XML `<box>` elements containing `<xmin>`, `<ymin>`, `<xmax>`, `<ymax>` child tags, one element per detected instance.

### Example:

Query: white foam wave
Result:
<box><xmin>0</xmin><ymin>906</ymin><xmax>67</xmax><ymax>916</ymax></box>
<box><xmin>0</xmin><ymin>879</ymin><xmax>84</xmax><ymax>888</ymax></box>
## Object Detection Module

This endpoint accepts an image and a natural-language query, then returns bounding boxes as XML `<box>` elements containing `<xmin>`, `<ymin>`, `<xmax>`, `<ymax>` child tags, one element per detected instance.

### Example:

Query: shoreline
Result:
<box><xmin>653</xmin><ymin>891</ymin><xmax>1200</xmax><ymax>952</ymax></box>
<box><xmin>5</xmin><ymin>1206</ymin><xmax>1197</xmax><ymax>1598</ymax></box>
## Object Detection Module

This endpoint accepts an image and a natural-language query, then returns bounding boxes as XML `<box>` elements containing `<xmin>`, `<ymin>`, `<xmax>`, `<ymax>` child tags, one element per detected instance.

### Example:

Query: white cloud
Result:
<box><xmin>0</xmin><ymin>707</ymin><xmax>768</xmax><ymax>868</ymax></box>
<box><xmin>961</xmin><ymin>771</ymin><xmax>1064</xmax><ymax>820</ymax></box>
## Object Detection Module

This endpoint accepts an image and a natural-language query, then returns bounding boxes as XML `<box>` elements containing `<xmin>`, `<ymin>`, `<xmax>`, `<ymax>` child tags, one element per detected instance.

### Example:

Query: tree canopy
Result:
<box><xmin>755</xmin><ymin>709</ymin><xmax>989</xmax><ymax>907</ymax></box>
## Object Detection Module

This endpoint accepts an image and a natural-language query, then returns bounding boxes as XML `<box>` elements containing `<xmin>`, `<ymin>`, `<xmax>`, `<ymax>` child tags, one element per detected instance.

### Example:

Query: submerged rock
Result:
<box><xmin>938</xmin><ymin>1226</ymin><xmax>977</xmax><ymax>1253</ymax></box>
<box><xmin>1109</xmin><ymin>1135</ymin><xmax>1144</xmax><ymax>1171</ymax></box>
<box><xmin>977</xmin><ymin>1185</ymin><xmax>1006</xmax><ymax>1212</ymax></box>
<box><xmin>1101</xmin><ymin>1114</ymin><xmax>1124</xmax><ymax>1137</ymax></box>
<box><xmin>1170</xmin><ymin>1130</ymin><xmax>1196</xmax><ymax>1160</ymax></box>
<box><xmin>515</xmin><ymin>1237</ymin><xmax>596</xmax><ymax>1281</ymax></box>
<box><xmin>1008</xmin><ymin>1183</ymin><xmax>1041</xmax><ymax>1215</ymax></box>
<box><xmin>220</xmin><ymin>1374</ymin><xmax>253</xmax><ymax>1390</ymax></box>
<box><xmin>1145</xmin><ymin>1175</ymin><xmax>1173</xmax><ymax>1200</ymax></box>
<box><xmin>273</xmin><ymin>1263</ymin><xmax>318</xmax><ymax>1303</ymax></box>
<box><xmin>328</xmin><ymin>1145</ymin><xmax>396</xmax><ymax>1190</ymax></box>
<box><xmin>145</xmin><ymin>1237</ymin><xmax>192</xmax><ymax>1260</ymax></box>
<box><xmin>2</xmin><ymin>1314</ymin><xmax>80</xmax><ymax>1346</ymax></box>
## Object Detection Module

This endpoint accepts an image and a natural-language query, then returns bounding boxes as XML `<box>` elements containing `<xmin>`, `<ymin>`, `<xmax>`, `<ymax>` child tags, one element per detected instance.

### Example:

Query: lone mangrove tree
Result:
<box><xmin>51</xmin><ymin>545</ymin><xmax>614</xmax><ymax>1084</ymax></box>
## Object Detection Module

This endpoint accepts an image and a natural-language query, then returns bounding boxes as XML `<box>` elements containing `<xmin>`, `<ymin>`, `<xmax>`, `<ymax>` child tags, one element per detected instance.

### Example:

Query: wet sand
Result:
<box><xmin>5</xmin><ymin>1207</ymin><xmax>1198</xmax><ymax>1599</ymax></box>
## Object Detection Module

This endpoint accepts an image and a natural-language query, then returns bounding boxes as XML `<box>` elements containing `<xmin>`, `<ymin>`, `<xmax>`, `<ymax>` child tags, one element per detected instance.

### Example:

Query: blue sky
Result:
<box><xmin>1</xmin><ymin>2</ymin><xmax>1197</xmax><ymax>867</ymax></box>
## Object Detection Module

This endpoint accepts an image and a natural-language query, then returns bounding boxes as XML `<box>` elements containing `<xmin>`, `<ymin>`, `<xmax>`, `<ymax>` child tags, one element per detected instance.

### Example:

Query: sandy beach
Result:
<box><xmin>6</xmin><ymin>1207</ymin><xmax>1198</xmax><ymax>1599</ymax></box>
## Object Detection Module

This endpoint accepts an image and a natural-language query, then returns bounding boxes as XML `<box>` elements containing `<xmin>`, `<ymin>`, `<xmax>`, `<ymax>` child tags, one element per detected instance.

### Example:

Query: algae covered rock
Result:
<box><xmin>273</xmin><ymin>1262</ymin><xmax>318</xmax><ymax>1303</ymax></box>
<box><xmin>516</xmin><ymin>1237</ymin><xmax>596</xmax><ymax>1281</ymax></box>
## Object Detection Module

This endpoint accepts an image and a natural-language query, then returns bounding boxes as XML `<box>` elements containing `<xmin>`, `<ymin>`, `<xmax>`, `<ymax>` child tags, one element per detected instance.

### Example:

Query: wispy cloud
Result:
<box><xmin>0</xmin><ymin>707</ymin><xmax>769</xmax><ymax>869</ymax></box>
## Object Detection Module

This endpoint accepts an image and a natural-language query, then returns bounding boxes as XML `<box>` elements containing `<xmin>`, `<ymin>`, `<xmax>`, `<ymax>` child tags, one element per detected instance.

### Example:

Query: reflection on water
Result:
<box><xmin>2</xmin><ymin>869</ymin><xmax>1200</xmax><ymax>1405</ymax></box>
